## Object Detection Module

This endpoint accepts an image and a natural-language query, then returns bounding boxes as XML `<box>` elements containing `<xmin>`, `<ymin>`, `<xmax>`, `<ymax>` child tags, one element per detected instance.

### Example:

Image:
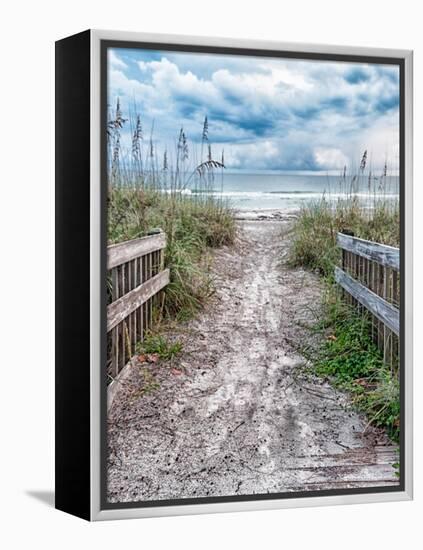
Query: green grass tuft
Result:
<box><xmin>137</xmin><ymin>334</ymin><xmax>183</xmax><ymax>361</ymax></box>
<box><xmin>313</xmin><ymin>290</ymin><xmax>400</xmax><ymax>442</ymax></box>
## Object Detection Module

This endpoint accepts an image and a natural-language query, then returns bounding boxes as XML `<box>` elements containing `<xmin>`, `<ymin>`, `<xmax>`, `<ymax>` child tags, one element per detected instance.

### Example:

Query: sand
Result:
<box><xmin>107</xmin><ymin>213</ymin><xmax>399</xmax><ymax>503</ymax></box>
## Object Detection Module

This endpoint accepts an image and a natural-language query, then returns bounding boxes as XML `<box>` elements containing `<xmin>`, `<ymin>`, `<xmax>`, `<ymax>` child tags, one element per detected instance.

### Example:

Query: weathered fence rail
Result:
<box><xmin>107</xmin><ymin>231</ymin><xmax>169</xmax><ymax>379</ymax></box>
<box><xmin>336</xmin><ymin>233</ymin><xmax>400</xmax><ymax>369</ymax></box>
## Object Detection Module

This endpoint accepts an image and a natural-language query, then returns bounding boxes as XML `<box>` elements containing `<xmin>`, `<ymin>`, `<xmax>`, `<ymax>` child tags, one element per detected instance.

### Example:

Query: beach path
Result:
<box><xmin>107</xmin><ymin>218</ymin><xmax>399</xmax><ymax>503</ymax></box>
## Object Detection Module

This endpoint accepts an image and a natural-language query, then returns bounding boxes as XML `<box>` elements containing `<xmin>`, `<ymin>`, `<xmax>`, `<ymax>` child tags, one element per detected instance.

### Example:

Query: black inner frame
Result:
<box><xmin>100</xmin><ymin>39</ymin><xmax>405</xmax><ymax>511</ymax></box>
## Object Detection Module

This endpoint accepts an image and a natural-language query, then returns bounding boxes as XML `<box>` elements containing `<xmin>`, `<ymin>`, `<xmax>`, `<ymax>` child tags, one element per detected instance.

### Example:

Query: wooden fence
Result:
<box><xmin>335</xmin><ymin>232</ymin><xmax>400</xmax><ymax>370</ymax></box>
<box><xmin>107</xmin><ymin>231</ymin><xmax>169</xmax><ymax>379</ymax></box>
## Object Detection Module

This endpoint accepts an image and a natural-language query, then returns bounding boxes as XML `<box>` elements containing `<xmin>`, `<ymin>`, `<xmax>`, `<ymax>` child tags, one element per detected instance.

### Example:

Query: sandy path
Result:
<box><xmin>107</xmin><ymin>218</ymin><xmax>399</xmax><ymax>503</ymax></box>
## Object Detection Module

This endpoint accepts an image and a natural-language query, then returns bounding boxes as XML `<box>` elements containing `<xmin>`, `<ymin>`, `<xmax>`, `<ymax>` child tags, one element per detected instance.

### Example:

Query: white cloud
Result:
<box><xmin>137</xmin><ymin>61</ymin><xmax>148</xmax><ymax>72</ymax></box>
<box><xmin>226</xmin><ymin>141</ymin><xmax>280</xmax><ymax>169</ymax></box>
<box><xmin>108</xmin><ymin>50</ymin><xmax>128</xmax><ymax>69</ymax></box>
<box><xmin>314</xmin><ymin>148</ymin><xmax>349</xmax><ymax>170</ymax></box>
<box><xmin>149</xmin><ymin>58</ymin><xmax>219</xmax><ymax>103</ymax></box>
<box><xmin>107</xmin><ymin>49</ymin><xmax>400</xmax><ymax>172</ymax></box>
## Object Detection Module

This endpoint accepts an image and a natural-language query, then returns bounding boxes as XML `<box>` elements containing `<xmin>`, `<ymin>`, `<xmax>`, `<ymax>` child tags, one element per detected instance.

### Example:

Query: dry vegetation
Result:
<box><xmin>290</xmin><ymin>155</ymin><xmax>401</xmax><ymax>443</ymax></box>
<box><xmin>107</xmin><ymin>100</ymin><xmax>236</xmax><ymax>320</ymax></box>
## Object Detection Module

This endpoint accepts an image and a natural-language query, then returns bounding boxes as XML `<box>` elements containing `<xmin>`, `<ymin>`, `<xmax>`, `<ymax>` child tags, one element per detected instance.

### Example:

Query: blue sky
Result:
<box><xmin>107</xmin><ymin>47</ymin><xmax>400</xmax><ymax>173</ymax></box>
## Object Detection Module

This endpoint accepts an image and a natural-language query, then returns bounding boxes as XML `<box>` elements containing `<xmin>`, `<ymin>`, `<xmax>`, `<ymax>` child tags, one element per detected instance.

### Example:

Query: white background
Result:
<box><xmin>0</xmin><ymin>0</ymin><xmax>421</xmax><ymax>548</ymax></box>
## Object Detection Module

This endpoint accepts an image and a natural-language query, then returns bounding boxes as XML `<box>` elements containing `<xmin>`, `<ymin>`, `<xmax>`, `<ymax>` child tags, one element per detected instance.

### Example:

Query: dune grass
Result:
<box><xmin>107</xmin><ymin>100</ymin><xmax>236</xmax><ymax>321</ymax></box>
<box><xmin>289</xmin><ymin>185</ymin><xmax>400</xmax><ymax>441</ymax></box>
<box><xmin>289</xmin><ymin>196</ymin><xmax>399</xmax><ymax>278</ymax></box>
<box><xmin>108</xmin><ymin>187</ymin><xmax>236</xmax><ymax>320</ymax></box>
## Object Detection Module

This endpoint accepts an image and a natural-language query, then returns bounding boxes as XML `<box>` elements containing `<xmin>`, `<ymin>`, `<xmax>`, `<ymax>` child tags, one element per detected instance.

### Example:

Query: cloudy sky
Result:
<box><xmin>107</xmin><ymin>47</ymin><xmax>400</xmax><ymax>174</ymax></box>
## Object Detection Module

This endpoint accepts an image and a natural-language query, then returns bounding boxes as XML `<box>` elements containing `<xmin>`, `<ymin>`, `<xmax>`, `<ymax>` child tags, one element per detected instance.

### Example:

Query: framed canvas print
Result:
<box><xmin>55</xmin><ymin>29</ymin><xmax>413</xmax><ymax>521</ymax></box>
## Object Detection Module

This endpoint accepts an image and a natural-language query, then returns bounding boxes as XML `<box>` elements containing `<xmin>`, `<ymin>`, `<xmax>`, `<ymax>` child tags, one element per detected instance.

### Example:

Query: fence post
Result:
<box><xmin>106</xmin><ymin>232</ymin><xmax>169</xmax><ymax>379</ymax></box>
<box><xmin>335</xmin><ymin>232</ymin><xmax>400</xmax><ymax>371</ymax></box>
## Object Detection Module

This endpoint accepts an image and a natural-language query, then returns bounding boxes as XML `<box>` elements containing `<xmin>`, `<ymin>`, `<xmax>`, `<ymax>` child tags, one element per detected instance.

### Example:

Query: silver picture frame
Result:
<box><xmin>56</xmin><ymin>29</ymin><xmax>413</xmax><ymax>521</ymax></box>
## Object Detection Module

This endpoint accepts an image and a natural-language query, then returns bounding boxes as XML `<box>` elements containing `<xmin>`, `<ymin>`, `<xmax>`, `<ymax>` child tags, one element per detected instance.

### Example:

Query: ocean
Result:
<box><xmin>189</xmin><ymin>172</ymin><xmax>400</xmax><ymax>211</ymax></box>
